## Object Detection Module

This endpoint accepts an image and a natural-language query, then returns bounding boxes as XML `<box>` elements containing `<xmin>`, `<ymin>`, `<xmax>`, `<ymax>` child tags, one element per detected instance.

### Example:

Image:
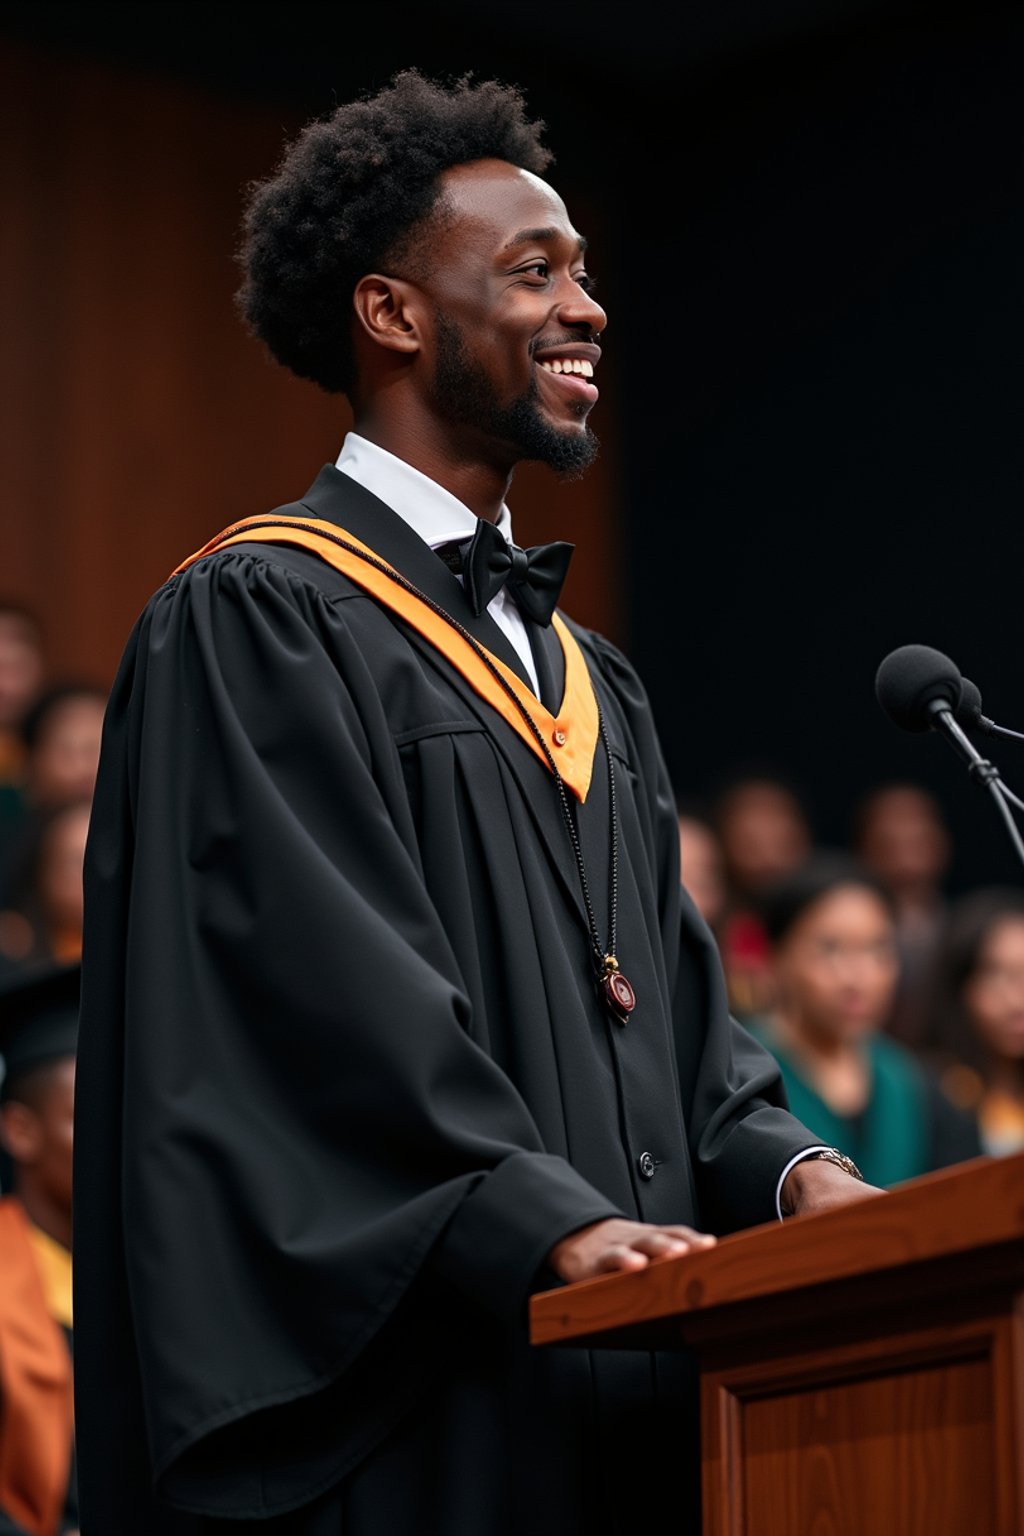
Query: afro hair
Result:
<box><xmin>237</xmin><ymin>69</ymin><xmax>553</xmax><ymax>396</ymax></box>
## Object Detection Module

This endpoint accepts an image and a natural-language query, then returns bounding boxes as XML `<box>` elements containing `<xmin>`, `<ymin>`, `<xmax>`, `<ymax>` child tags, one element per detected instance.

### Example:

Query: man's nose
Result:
<box><xmin>556</xmin><ymin>284</ymin><xmax>607</xmax><ymax>336</ymax></box>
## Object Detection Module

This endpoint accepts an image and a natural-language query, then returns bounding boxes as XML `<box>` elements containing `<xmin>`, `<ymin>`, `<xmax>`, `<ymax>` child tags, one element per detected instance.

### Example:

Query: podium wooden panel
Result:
<box><xmin>530</xmin><ymin>1153</ymin><xmax>1024</xmax><ymax>1535</ymax></box>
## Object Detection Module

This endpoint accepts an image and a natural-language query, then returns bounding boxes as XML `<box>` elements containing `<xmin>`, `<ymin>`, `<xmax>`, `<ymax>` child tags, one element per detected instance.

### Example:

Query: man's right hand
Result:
<box><xmin>548</xmin><ymin>1217</ymin><xmax>716</xmax><ymax>1284</ymax></box>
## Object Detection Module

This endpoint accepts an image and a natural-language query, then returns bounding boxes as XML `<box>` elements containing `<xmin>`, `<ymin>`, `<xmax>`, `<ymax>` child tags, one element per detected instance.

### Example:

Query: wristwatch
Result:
<box><xmin>804</xmin><ymin>1147</ymin><xmax>865</xmax><ymax>1181</ymax></box>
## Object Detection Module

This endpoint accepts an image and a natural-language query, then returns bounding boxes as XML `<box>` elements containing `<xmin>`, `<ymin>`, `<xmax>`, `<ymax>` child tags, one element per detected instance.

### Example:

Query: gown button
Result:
<box><xmin>637</xmin><ymin>1151</ymin><xmax>657</xmax><ymax>1180</ymax></box>
<box><xmin>553</xmin><ymin>728</ymin><xmax>567</xmax><ymax>747</ymax></box>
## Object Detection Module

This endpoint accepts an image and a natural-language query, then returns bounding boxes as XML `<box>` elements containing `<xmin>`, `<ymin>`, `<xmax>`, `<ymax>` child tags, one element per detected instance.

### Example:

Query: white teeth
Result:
<box><xmin>540</xmin><ymin>358</ymin><xmax>595</xmax><ymax>378</ymax></box>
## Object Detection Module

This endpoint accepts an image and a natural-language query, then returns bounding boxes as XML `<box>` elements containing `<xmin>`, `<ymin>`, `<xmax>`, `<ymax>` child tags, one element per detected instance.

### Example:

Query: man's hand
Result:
<box><xmin>548</xmin><ymin>1218</ymin><xmax>716</xmax><ymax>1284</ymax></box>
<box><xmin>781</xmin><ymin>1156</ymin><xmax>886</xmax><ymax>1217</ymax></box>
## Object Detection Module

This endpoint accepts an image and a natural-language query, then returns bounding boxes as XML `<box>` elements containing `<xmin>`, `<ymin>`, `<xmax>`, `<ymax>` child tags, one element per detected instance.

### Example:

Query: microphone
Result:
<box><xmin>956</xmin><ymin>676</ymin><xmax>985</xmax><ymax>731</ymax></box>
<box><xmin>875</xmin><ymin>644</ymin><xmax>1024</xmax><ymax>871</ymax></box>
<box><xmin>874</xmin><ymin>643</ymin><xmax>962</xmax><ymax>734</ymax></box>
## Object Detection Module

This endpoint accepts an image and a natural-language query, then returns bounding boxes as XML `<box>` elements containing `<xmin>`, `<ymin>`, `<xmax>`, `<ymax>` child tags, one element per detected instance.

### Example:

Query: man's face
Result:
<box><xmin>414</xmin><ymin>160</ymin><xmax>607</xmax><ymax>475</ymax></box>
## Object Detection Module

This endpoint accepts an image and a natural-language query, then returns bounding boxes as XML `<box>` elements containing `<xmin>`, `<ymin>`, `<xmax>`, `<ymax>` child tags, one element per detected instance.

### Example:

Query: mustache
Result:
<box><xmin>530</xmin><ymin>330</ymin><xmax>602</xmax><ymax>355</ymax></box>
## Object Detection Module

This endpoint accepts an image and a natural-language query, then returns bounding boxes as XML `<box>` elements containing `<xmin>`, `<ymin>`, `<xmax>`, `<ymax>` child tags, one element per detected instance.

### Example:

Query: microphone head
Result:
<box><xmin>955</xmin><ymin>675</ymin><xmax>984</xmax><ymax>731</ymax></box>
<box><xmin>875</xmin><ymin>644</ymin><xmax>963</xmax><ymax>733</ymax></box>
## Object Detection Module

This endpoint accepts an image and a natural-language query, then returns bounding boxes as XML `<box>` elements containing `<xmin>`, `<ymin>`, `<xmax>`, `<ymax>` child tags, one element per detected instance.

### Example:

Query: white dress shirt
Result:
<box><xmin>336</xmin><ymin>434</ymin><xmax>541</xmax><ymax>696</ymax></box>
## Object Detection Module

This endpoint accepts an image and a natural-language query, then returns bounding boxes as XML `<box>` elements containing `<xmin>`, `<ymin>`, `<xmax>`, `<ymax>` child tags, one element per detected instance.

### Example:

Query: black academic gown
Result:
<box><xmin>74</xmin><ymin>467</ymin><xmax>819</xmax><ymax>1536</ymax></box>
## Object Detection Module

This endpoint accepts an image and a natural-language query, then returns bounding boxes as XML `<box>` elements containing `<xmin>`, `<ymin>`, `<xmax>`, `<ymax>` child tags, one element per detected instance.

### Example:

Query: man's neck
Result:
<box><xmin>351</xmin><ymin>417</ymin><xmax>514</xmax><ymax>524</ymax></box>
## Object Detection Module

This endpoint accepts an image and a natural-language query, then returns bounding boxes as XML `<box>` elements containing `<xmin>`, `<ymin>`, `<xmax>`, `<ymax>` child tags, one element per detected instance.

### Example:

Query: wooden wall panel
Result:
<box><xmin>0</xmin><ymin>42</ymin><xmax>618</xmax><ymax>690</ymax></box>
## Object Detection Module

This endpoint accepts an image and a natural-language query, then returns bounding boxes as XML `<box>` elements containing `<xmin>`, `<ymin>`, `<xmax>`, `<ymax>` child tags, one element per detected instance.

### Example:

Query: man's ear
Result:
<box><xmin>352</xmin><ymin>274</ymin><xmax>423</xmax><ymax>357</ymax></box>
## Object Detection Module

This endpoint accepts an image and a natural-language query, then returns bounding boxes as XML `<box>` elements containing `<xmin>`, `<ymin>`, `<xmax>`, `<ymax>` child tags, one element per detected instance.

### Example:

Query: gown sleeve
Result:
<box><xmin>580</xmin><ymin>630</ymin><xmax>822</xmax><ymax>1232</ymax></box>
<box><xmin>76</xmin><ymin>552</ymin><xmax>620</xmax><ymax>1521</ymax></box>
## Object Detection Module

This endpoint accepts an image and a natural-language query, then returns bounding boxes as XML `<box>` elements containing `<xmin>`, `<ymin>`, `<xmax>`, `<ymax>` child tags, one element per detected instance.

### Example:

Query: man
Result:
<box><xmin>75</xmin><ymin>70</ymin><xmax>873</xmax><ymax>1534</ymax></box>
<box><xmin>0</xmin><ymin>962</ymin><xmax>78</xmax><ymax>1536</ymax></box>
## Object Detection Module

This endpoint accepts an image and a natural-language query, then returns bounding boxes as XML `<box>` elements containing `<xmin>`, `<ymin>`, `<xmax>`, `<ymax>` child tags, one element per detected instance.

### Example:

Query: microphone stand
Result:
<box><xmin>928</xmin><ymin>702</ymin><xmax>1024</xmax><ymax>870</ymax></box>
<box><xmin>977</xmin><ymin>719</ymin><xmax>1024</xmax><ymax>746</ymax></box>
<box><xmin>958</xmin><ymin>679</ymin><xmax>1024</xmax><ymax>744</ymax></box>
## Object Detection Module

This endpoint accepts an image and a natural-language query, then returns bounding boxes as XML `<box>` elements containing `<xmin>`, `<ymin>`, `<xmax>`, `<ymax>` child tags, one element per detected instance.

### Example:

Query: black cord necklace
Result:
<box><xmin>220</xmin><ymin>518</ymin><xmax>637</xmax><ymax>1026</ymax></box>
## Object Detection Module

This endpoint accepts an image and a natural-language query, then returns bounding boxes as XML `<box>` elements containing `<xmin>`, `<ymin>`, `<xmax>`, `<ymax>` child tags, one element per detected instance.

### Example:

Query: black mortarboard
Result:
<box><xmin>0</xmin><ymin>961</ymin><xmax>80</xmax><ymax>1096</ymax></box>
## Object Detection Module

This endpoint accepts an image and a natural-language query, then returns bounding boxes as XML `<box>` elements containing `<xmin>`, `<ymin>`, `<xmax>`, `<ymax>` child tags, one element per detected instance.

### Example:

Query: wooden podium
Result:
<box><xmin>530</xmin><ymin>1152</ymin><xmax>1024</xmax><ymax>1535</ymax></box>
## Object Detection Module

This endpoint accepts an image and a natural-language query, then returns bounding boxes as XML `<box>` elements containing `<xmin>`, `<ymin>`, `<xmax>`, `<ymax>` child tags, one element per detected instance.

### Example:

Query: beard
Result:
<box><xmin>432</xmin><ymin>315</ymin><xmax>599</xmax><ymax>479</ymax></box>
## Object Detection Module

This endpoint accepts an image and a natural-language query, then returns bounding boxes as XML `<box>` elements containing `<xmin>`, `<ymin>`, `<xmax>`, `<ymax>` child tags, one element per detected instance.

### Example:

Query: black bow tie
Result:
<box><xmin>436</xmin><ymin>518</ymin><xmax>574</xmax><ymax>627</ymax></box>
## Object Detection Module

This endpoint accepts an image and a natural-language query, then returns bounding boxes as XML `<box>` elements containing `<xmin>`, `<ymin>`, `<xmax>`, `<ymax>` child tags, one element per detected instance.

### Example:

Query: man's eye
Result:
<box><xmin>521</xmin><ymin>262</ymin><xmax>549</xmax><ymax>279</ymax></box>
<box><xmin>575</xmin><ymin>272</ymin><xmax>598</xmax><ymax>294</ymax></box>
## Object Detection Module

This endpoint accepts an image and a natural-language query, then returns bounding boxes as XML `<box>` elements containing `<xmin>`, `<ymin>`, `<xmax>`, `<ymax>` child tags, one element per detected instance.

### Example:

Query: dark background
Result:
<box><xmin>3</xmin><ymin>0</ymin><xmax>1023</xmax><ymax>891</ymax></box>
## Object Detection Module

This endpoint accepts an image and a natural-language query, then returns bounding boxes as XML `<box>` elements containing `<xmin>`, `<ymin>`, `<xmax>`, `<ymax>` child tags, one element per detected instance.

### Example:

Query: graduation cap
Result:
<box><xmin>0</xmin><ymin>960</ymin><xmax>80</xmax><ymax>1099</ymax></box>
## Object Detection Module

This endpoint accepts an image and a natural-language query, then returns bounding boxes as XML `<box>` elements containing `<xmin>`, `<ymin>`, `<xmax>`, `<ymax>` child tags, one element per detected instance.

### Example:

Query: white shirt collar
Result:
<box><xmin>333</xmin><ymin>432</ymin><xmax>541</xmax><ymax>697</ymax></box>
<box><xmin>335</xmin><ymin>433</ymin><xmax>515</xmax><ymax>550</ymax></box>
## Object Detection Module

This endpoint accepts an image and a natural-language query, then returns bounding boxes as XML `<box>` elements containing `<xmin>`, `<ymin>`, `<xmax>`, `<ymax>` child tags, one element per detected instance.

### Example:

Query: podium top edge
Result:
<box><xmin>530</xmin><ymin>1151</ymin><xmax>1024</xmax><ymax>1347</ymax></box>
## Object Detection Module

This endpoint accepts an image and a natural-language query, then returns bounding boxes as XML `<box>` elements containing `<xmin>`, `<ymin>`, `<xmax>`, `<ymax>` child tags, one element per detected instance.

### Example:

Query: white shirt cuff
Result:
<box><xmin>775</xmin><ymin>1146</ymin><xmax>832</xmax><ymax>1220</ymax></box>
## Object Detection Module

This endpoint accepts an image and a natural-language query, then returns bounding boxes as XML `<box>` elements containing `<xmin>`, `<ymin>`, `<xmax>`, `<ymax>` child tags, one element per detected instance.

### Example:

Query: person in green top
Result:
<box><xmin>745</xmin><ymin>853</ymin><xmax>982</xmax><ymax>1189</ymax></box>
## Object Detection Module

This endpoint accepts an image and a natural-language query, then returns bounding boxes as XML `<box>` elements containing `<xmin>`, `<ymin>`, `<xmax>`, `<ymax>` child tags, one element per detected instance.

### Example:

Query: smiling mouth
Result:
<box><xmin>536</xmin><ymin>356</ymin><xmax>599</xmax><ymax>409</ymax></box>
<box><xmin>538</xmin><ymin>358</ymin><xmax>595</xmax><ymax>379</ymax></box>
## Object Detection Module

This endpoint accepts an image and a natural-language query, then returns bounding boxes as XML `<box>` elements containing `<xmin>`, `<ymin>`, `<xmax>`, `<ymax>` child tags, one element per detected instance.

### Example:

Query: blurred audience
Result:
<box><xmin>1</xmin><ymin>683</ymin><xmax>105</xmax><ymax>907</ymax></box>
<box><xmin>20</xmin><ymin>683</ymin><xmax>106</xmax><ymax>814</ymax></box>
<box><xmin>715</xmin><ymin>773</ymin><xmax>813</xmax><ymax>895</ymax></box>
<box><xmin>0</xmin><ymin>961</ymin><xmax>79</xmax><ymax>1534</ymax></box>
<box><xmin>677</xmin><ymin>802</ymin><xmax>727</xmax><ymax>934</ymax></box>
<box><xmin>852</xmin><ymin>782</ymin><xmax>951</xmax><ymax>1049</ymax></box>
<box><xmin>0</xmin><ymin>605</ymin><xmax>45</xmax><ymax>774</ymax></box>
<box><xmin>0</xmin><ymin>604</ymin><xmax>46</xmax><ymax>894</ymax></box>
<box><xmin>922</xmin><ymin>887</ymin><xmax>1024</xmax><ymax>1157</ymax></box>
<box><xmin>0</xmin><ymin>801</ymin><xmax>91</xmax><ymax>978</ymax></box>
<box><xmin>744</xmin><ymin>854</ymin><xmax>982</xmax><ymax>1188</ymax></box>
<box><xmin>710</xmin><ymin>772</ymin><xmax>813</xmax><ymax>1019</ymax></box>
<box><xmin>0</xmin><ymin>603</ymin><xmax>45</xmax><ymax>782</ymax></box>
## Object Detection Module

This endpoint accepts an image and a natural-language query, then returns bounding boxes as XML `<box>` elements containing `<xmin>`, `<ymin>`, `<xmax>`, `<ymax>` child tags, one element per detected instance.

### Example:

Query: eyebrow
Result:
<box><xmin>502</xmin><ymin>227</ymin><xmax>588</xmax><ymax>256</ymax></box>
